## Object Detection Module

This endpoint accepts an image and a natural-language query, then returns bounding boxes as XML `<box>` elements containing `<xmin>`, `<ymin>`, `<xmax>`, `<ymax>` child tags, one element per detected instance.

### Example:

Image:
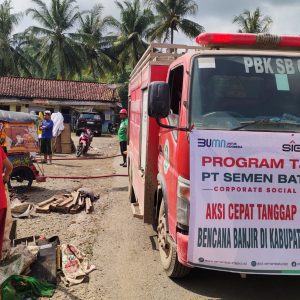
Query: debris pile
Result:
<box><xmin>1</xmin><ymin>235</ymin><xmax>96</xmax><ymax>298</ymax></box>
<box><xmin>36</xmin><ymin>189</ymin><xmax>98</xmax><ymax>214</ymax></box>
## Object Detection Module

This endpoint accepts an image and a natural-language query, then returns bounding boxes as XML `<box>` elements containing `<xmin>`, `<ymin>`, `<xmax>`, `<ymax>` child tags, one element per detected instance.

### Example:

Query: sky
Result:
<box><xmin>10</xmin><ymin>0</ymin><xmax>300</xmax><ymax>45</ymax></box>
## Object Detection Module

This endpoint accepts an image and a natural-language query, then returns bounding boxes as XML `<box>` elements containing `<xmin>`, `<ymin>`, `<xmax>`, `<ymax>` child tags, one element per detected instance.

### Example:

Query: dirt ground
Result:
<box><xmin>13</xmin><ymin>134</ymin><xmax>300</xmax><ymax>300</ymax></box>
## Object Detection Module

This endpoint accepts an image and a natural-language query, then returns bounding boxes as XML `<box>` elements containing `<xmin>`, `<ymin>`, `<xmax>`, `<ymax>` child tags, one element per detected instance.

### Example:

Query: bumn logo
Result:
<box><xmin>198</xmin><ymin>138</ymin><xmax>226</xmax><ymax>148</ymax></box>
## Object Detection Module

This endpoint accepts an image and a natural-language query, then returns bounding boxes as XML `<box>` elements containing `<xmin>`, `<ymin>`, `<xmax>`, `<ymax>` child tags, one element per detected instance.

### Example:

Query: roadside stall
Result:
<box><xmin>0</xmin><ymin>110</ymin><xmax>44</xmax><ymax>190</ymax></box>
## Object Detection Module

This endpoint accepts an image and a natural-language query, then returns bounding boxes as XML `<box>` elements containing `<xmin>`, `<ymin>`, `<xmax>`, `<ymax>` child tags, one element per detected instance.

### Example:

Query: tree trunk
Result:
<box><xmin>171</xmin><ymin>28</ymin><xmax>174</xmax><ymax>44</ymax></box>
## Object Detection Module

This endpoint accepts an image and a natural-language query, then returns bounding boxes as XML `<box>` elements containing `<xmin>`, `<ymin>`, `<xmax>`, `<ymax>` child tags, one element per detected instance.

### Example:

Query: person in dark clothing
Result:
<box><xmin>39</xmin><ymin>111</ymin><xmax>54</xmax><ymax>165</ymax></box>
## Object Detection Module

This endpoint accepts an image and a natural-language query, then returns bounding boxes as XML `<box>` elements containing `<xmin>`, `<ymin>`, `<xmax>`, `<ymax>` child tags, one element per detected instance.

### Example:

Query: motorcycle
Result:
<box><xmin>76</xmin><ymin>128</ymin><xmax>93</xmax><ymax>157</ymax></box>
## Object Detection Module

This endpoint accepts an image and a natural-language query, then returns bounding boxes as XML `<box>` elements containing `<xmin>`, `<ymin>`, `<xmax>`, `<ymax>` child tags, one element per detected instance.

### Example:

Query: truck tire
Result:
<box><xmin>8</xmin><ymin>167</ymin><xmax>34</xmax><ymax>191</ymax></box>
<box><xmin>157</xmin><ymin>200</ymin><xmax>190</xmax><ymax>278</ymax></box>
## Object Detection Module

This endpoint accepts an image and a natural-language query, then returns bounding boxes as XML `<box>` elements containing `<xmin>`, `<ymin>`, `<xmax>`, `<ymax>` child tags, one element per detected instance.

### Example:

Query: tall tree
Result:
<box><xmin>0</xmin><ymin>0</ymin><xmax>34</xmax><ymax>76</ymax></box>
<box><xmin>77</xmin><ymin>4</ymin><xmax>117</xmax><ymax>80</ymax></box>
<box><xmin>106</xmin><ymin>0</ymin><xmax>154</xmax><ymax>69</ymax></box>
<box><xmin>26</xmin><ymin>0</ymin><xmax>85</xmax><ymax>79</ymax></box>
<box><xmin>233</xmin><ymin>8</ymin><xmax>273</xmax><ymax>33</ymax></box>
<box><xmin>147</xmin><ymin>0</ymin><xmax>204</xmax><ymax>44</ymax></box>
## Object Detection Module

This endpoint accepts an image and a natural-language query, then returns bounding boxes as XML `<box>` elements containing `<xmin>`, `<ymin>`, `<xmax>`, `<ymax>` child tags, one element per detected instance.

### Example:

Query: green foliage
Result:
<box><xmin>108</xmin><ymin>68</ymin><xmax>131</xmax><ymax>108</ymax></box>
<box><xmin>26</xmin><ymin>0</ymin><xmax>85</xmax><ymax>79</ymax></box>
<box><xmin>233</xmin><ymin>8</ymin><xmax>273</xmax><ymax>33</ymax></box>
<box><xmin>76</xmin><ymin>4</ymin><xmax>118</xmax><ymax>80</ymax></box>
<box><xmin>147</xmin><ymin>0</ymin><xmax>205</xmax><ymax>44</ymax></box>
<box><xmin>0</xmin><ymin>0</ymin><xmax>276</xmax><ymax>101</ymax></box>
<box><xmin>0</xmin><ymin>0</ymin><xmax>35</xmax><ymax>76</ymax></box>
<box><xmin>106</xmin><ymin>0</ymin><xmax>154</xmax><ymax>69</ymax></box>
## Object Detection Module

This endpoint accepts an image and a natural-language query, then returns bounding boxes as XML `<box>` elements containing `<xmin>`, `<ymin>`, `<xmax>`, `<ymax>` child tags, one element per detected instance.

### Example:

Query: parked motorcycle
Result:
<box><xmin>76</xmin><ymin>128</ymin><xmax>93</xmax><ymax>157</ymax></box>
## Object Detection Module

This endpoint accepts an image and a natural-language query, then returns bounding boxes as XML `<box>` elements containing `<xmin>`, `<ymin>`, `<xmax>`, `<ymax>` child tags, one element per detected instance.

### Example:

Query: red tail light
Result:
<box><xmin>195</xmin><ymin>33</ymin><xmax>300</xmax><ymax>49</ymax></box>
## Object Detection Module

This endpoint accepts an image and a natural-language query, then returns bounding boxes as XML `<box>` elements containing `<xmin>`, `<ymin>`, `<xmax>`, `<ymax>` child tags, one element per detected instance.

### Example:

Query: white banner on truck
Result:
<box><xmin>188</xmin><ymin>130</ymin><xmax>300</xmax><ymax>274</ymax></box>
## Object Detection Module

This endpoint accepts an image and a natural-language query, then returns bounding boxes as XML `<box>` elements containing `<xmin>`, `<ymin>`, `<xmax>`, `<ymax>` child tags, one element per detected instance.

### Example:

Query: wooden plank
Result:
<box><xmin>57</xmin><ymin>197</ymin><xmax>74</xmax><ymax>208</ymax></box>
<box><xmin>65</xmin><ymin>197</ymin><xmax>77</xmax><ymax>209</ymax></box>
<box><xmin>69</xmin><ymin>205</ymin><xmax>82</xmax><ymax>214</ymax></box>
<box><xmin>36</xmin><ymin>196</ymin><xmax>63</xmax><ymax>213</ymax></box>
<box><xmin>85</xmin><ymin>198</ymin><xmax>93</xmax><ymax>214</ymax></box>
<box><xmin>53</xmin><ymin>197</ymin><xmax>74</xmax><ymax>213</ymax></box>
<box><xmin>36</xmin><ymin>206</ymin><xmax>51</xmax><ymax>213</ymax></box>
<box><xmin>37</xmin><ymin>196</ymin><xmax>59</xmax><ymax>208</ymax></box>
<box><xmin>70</xmin><ymin>191</ymin><xmax>80</xmax><ymax>206</ymax></box>
<box><xmin>78</xmin><ymin>196</ymin><xmax>84</xmax><ymax>207</ymax></box>
<box><xmin>49</xmin><ymin>198</ymin><xmax>66</xmax><ymax>211</ymax></box>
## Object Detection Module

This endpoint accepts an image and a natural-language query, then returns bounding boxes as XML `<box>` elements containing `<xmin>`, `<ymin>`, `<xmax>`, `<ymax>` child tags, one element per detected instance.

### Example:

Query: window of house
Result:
<box><xmin>61</xmin><ymin>108</ymin><xmax>70</xmax><ymax>114</ymax></box>
<box><xmin>16</xmin><ymin>105</ymin><xmax>21</xmax><ymax>112</ymax></box>
<box><xmin>0</xmin><ymin>105</ymin><xmax>10</xmax><ymax>111</ymax></box>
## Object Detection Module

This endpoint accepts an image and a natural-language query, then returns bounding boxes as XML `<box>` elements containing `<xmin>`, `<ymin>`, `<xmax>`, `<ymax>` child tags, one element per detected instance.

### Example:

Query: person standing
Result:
<box><xmin>0</xmin><ymin>146</ymin><xmax>13</xmax><ymax>259</ymax></box>
<box><xmin>37</xmin><ymin>111</ymin><xmax>44</xmax><ymax>152</ymax></box>
<box><xmin>118</xmin><ymin>109</ymin><xmax>128</xmax><ymax>167</ymax></box>
<box><xmin>40</xmin><ymin>110</ymin><xmax>54</xmax><ymax>165</ymax></box>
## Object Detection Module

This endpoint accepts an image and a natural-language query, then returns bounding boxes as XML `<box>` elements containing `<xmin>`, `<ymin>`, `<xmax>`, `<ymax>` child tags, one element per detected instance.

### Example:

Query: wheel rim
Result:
<box><xmin>76</xmin><ymin>145</ymin><xmax>83</xmax><ymax>157</ymax></box>
<box><xmin>157</xmin><ymin>202</ymin><xmax>172</xmax><ymax>269</ymax></box>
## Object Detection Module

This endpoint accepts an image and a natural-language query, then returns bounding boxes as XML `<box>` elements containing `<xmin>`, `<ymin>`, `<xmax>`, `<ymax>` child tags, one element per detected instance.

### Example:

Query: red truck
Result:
<box><xmin>128</xmin><ymin>33</ymin><xmax>300</xmax><ymax>278</ymax></box>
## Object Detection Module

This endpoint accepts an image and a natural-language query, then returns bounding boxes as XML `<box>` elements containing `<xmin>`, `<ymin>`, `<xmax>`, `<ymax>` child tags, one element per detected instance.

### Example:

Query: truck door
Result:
<box><xmin>161</xmin><ymin>65</ymin><xmax>184</xmax><ymax>237</ymax></box>
<box><xmin>140</xmin><ymin>89</ymin><xmax>148</xmax><ymax>171</ymax></box>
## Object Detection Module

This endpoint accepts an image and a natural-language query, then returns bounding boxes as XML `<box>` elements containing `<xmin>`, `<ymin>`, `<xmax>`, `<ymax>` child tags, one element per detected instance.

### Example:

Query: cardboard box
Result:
<box><xmin>61</xmin><ymin>123</ymin><xmax>71</xmax><ymax>143</ymax></box>
<box><xmin>53</xmin><ymin>135</ymin><xmax>61</xmax><ymax>153</ymax></box>
<box><xmin>61</xmin><ymin>143</ymin><xmax>72</xmax><ymax>154</ymax></box>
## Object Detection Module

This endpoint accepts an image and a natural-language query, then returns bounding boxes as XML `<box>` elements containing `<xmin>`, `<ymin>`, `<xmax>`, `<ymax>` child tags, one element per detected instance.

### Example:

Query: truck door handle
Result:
<box><xmin>159</xmin><ymin>145</ymin><xmax>162</xmax><ymax>153</ymax></box>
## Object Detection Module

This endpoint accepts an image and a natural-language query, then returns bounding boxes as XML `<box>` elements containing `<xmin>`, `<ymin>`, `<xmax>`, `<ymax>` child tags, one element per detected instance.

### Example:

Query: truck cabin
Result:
<box><xmin>150</xmin><ymin>33</ymin><xmax>300</xmax><ymax>133</ymax></box>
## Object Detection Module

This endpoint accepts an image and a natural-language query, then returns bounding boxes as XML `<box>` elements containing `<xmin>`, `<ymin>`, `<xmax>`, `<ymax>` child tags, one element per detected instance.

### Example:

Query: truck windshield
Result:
<box><xmin>190</xmin><ymin>55</ymin><xmax>300</xmax><ymax>131</ymax></box>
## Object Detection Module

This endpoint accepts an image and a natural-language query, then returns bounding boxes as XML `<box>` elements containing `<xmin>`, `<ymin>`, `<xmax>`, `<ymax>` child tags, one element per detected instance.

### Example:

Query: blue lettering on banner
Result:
<box><xmin>198</xmin><ymin>138</ymin><xmax>242</xmax><ymax>149</ymax></box>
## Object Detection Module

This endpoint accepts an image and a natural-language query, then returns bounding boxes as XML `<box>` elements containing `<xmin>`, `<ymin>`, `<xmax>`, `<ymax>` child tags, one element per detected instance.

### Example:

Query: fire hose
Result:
<box><xmin>34</xmin><ymin>154</ymin><xmax>127</xmax><ymax>180</ymax></box>
<box><xmin>35</xmin><ymin>154</ymin><xmax>121</xmax><ymax>162</ymax></box>
<box><xmin>38</xmin><ymin>174</ymin><xmax>128</xmax><ymax>180</ymax></box>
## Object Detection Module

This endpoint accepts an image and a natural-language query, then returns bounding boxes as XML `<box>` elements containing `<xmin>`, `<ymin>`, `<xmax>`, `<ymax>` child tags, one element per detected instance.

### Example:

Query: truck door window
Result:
<box><xmin>168</xmin><ymin>66</ymin><xmax>184</xmax><ymax>128</ymax></box>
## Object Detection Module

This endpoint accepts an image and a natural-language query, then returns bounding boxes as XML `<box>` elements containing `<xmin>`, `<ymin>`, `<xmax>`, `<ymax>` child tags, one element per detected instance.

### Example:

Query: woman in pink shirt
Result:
<box><xmin>0</xmin><ymin>147</ymin><xmax>13</xmax><ymax>259</ymax></box>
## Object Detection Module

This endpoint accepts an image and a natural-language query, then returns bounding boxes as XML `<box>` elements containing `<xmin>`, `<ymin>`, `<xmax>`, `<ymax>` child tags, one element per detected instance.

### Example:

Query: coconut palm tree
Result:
<box><xmin>26</xmin><ymin>0</ymin><xmax>85</xmax><ymax>79</ymax></box>
<box><xmin>76</xmin><ymin>4</ymin><xmax>117</xmax><ymax>80</ymax></box>
<box><xmin>233</xmin><ymin>8</ymin><xmax>273</xmax><ymax>33</ymax></box>
<box><xmin>106</xmin><ymin>0</ymin><xmax>154</xmax><ymax>69</ymax></box>
<box><xmin>0</xmin><ymin>0</ymin><xmax>35</xmax><ymax>76</ymax></box>
<box><xmin>147</xmin><ymin>0</ymin><xmax>204</xmax><ymax>44</ymax></box>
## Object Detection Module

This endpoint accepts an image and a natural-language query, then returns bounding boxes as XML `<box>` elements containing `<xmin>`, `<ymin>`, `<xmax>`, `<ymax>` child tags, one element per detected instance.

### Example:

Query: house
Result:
<box><xmin>0</xmin><ymin>76</ymin><xmax>120</xmax><ymax>132</ymax></box>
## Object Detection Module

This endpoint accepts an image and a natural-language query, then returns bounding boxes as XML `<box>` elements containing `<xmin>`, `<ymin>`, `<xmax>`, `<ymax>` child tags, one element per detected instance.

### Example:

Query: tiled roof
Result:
<box><xmin>0</xmin><ymin>76</ymin><xmax>119</xmax><ymax>102</ymax></box>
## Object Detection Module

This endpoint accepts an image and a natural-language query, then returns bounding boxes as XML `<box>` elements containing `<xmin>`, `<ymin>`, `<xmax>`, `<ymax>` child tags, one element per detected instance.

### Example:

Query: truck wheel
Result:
<box><xmin>76</xmin><ymin>144</ymin><xmax>84</xmax><ymax>157</ymax></box>
<box><xmin>157</xmin><ymin>200</ymin><xmax>190</xmax><ymax>278</ymax></box>
<box><xmin>8</xmin><ymin>167</ymin><xmax>33</xmax><ymax>191</ymax></box>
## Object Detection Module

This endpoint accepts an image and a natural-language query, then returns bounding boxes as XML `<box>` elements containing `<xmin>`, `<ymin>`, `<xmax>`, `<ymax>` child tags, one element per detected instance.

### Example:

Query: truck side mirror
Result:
<box><xmin>148</xmin><ymin>82</ymin><xmax>170</xmax><ymax>119</ymax></box>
